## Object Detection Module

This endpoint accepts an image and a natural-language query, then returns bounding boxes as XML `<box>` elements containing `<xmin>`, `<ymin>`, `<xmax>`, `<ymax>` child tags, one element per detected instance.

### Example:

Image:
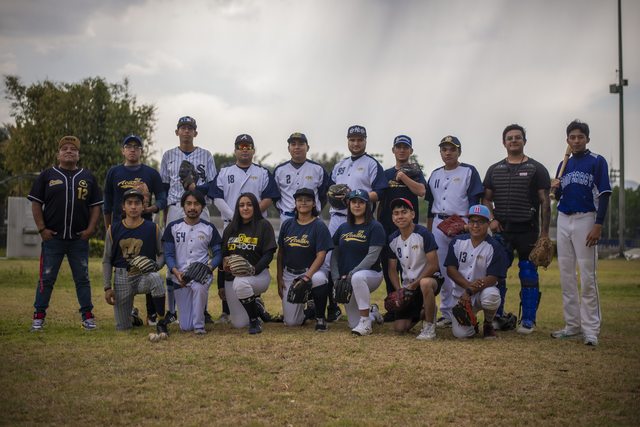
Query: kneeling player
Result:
<box><xmin>163</xmin><ymin>190</ymin><xmax>222</xmax><ymax>335</ymax></box>
<box><xmin>103</xmin><ymin>189</ymin><xmax>167</xmax><ymax>333</ymax></box>
<box><xmin>445</xmin><ymin>205</ymin><xmax>508</xmax><ymax>339</ymax></box>
<box><xmin>387</xmin><ymin>198</ymin><xmax>441</xmax><ymax>340</ymax></box>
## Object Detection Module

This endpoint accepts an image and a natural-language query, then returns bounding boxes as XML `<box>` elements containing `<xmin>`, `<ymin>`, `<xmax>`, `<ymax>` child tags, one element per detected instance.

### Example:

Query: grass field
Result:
<box><xmin>1</xmin><ymin>258</ymin><xmax>639</xmax><ymax>426</ymax></box>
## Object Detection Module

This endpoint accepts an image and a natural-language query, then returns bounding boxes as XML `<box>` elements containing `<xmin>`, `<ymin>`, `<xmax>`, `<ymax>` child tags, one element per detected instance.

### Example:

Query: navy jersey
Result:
<box><xmin>388</xmin><ymin>225</ymin><xmax>438</xmax><ymax>283</ymax></box>
<box><xmin>109</xmin><ymin>219</ymin><xmax>160</xmax><ymax>268</ymax></box>
<box><xmin>103</xmin><ymin>164</ymin><xmax>166</xmax><ymax>220</ymax></box>
<box><xmin>333</xmin><ymin>220</ymin><xmax>386</xmax><ymax>275</ymax></box>
<box><xmin>378</xmin><ymin>166</ymin><xmax>427</xmax><ymax>234</ymax></box>
<box><xmin>27</xmin><ymin>167</ymin><xmax>103</xmax><ymax>240</ymax></box>
<box><xmin>278</xmin><ymin>217</ymin><xmax>333</xmax><ymax>270</ymax></box>
<box><xmin>556</xmin><ymin>149</ymin><xmax>611</xmax><ymax>215</ymax></box>
<box><xmin>444</xmin><ymin>234</ymin><xmax>508</xmax><ymax>281</ymax></box>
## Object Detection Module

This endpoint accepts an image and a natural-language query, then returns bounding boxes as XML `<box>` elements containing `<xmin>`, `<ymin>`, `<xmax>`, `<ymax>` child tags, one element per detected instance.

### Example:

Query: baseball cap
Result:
<box><xmin>123</xmin><ymin>188</ymin><xmax>145</xmax><ymax>202</ymax></box>
<box><xmin>347</xmin><ymin>125</ymin><xmax>367</xmax><ymax>138</ymax></box>
<box><xmin>468</xmin><ymin>204</ymin><xmax>491</xmax><ymax>221</ymax></box>
<box><xmin>390</xmin><ymin>197</ymin><xmax>414</xmax><ymax>211</ymax></box>
<box><xmin>393</xmin><ymin>135</ymin><xmax>412</xmax><ymax>147</ymax></box>
<box><xmin>287</xmin><ymin>132</ymin><xmax>308</xmax><ymax>144</ymax></box>
<box><xmin>293</xmin><ymin>187</ymin><xmax>315</xmax><ymax>199</ymax></box>
<box><xmin>58</xmin><ymin>136</ymin><xmax>80</xmax><ymax>149</ymax></box>
<box><xmin>439</xmin><ymin>135</ymin><xmax>461</xmax><ymax>149</ymax></box>
<box><xmin>122</xmin><ymin>134</ymin><xmax>143</xmax><ymax>147</ymax></box>
<box><xmin>235</xmin><ymin>134</ymin><xmax>254</xmax><ymax>147</ymax></box>
<box><xmin>177</xmin><ymin>116</ymin><xmax>197</xmax><ymax>129</ymax></box>
<box><xmin>347</xmin><ymin>189</ymin><xmax>369</xmax><ymax>202</ymax></box>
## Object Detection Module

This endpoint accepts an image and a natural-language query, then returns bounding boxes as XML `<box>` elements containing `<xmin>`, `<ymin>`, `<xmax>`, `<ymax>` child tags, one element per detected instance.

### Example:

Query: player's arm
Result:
<box><xmin>330</xmin><ymin>246</ymin><xmax>341</xmax><ymax>279</ymax></box>
<box><xmin>155</xmin><ymin>225</ymin><xmax>165</xmax><ymax>270</ymax></box>
<box><xmin>259</xmin><ymin>197</ymin><xmax>273</xmax><ymax>213</ymax></box>
<box><xmin>387</xmin><ymin>257</ymin><xmax>402</xmax><ymax>291</ymax></box>
<box><xmin>409</xmin><ymin>250</ymin><xmax>439</xmax><ymax>289</ymax></box>
<box><xmin>305</xmin><ymin>250</ymin><xmax>327</xmax><ymax>282</ymax></box>
<box><xmin>102</xmin><ymin>227</ymin><xmax>116</xmax><ymax>304</ymax></box>
<box><xmin>32</xmin><ymin>201</ymin><xmax>55</xmax><ymax>241</ymax></box>
<box><xmin>537</xmin><ymin>188</ymin><xmax>551</xmax><ymax>237</ymax></box>
<box><xmin>447</xmin><ymin>266</ymin><xmax>473</xmax><ymax>294</ymax></box>
<box><xmin>482</xmin><ymin>188</ymin><xmax>502</xmax><ymax>233</ymax></box>
<box><xmin>396</xmin><ymin>171</ymin><xmax>426</xmax><ymax>197</ymax></box>
<box><xmin>349</xmin><ymin>245</ymin><xmax>383</xmax><ymax>276</ymax></box>
<box><xmin>276</xmin><ymin>247</ymin><xmax>285</xmax><ymax>298</ymax></box>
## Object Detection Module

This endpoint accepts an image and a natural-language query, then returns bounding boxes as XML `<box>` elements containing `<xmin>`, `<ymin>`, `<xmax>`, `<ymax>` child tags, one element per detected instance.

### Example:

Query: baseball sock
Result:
<box><xmin>152</xmin><ymin>295</ymin><xmax>166</xmax><ymax>318</ymax></box>
<box><xmin>311</xmin><ymin>284</ymin><xmax>329</xmax><ymax>320</ymax></box>
<box><xmin>145</xmin><ymin>293</ymin><xmax>156</xmax><ymax>317</ymax></box>
<box><xmin>239</xmin><ymin>295</ymin><xmax>259</xmax><ymax>320</ymax></box>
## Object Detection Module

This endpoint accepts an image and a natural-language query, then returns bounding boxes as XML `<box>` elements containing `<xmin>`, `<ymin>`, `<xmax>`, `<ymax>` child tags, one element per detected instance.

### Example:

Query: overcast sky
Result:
<box><xmin>1</xmin><ymin>0</ymin><xmax>638</xmax><ymax>184</ymax></box>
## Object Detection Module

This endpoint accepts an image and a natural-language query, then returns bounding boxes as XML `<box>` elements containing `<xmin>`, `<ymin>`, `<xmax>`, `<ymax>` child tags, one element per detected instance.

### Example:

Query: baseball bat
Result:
<box><xmin>550</xmin><ymin>145</ymin><xmax>572</xmax><ymax>200</ymax></box>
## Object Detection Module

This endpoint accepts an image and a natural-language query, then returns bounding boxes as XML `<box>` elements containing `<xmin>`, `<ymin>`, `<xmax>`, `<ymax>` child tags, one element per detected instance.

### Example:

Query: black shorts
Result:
<box><xmin>395</xmin><ymin>290</ymin><xmax>423</xmax><ymax>322</ymax></box>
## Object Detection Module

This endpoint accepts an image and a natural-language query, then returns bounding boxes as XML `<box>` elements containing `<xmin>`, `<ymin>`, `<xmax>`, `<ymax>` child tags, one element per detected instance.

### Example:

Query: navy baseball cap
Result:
<box><xmin>293</xmin><ymin>188</ymin><xmax>315</xmax><ymax>199</ymax></box>
<box><xmin>347</xmin><ymin>189</ymin><xmax>369</xmax><ymax>202</ymax></box>
<box><xmin>235</xmin><ymin>134</ymin><xmax>254</xmax><ymax>147</ymax></box>
<box><xmin>122</xmin><ymin>134</ymin><xmax>143</xmax><ymax>147</ymax></box>
<box><xmin>287</xmin><ymin>132</ymin><xmax>308</xmax><ymax>144</ymax></box>
<box><xmin>123</xmin><ymin>188</ymin><xmax>145</xmax><ymax>202</ymax></box>
<box><xmin>347</xmin><ymin>125</ymin><xmax>367</xmax><ymax>138</ymax></box>
<box><xmin>468</xmin><ymin>204</ymin><xmax>491</xmax><ymax>221</ymax></box>
<box><xmin>393</xmin><ymin>135</ymin><xmax>412</xmax><ymax>147</ymax></box>
<box><xmin>439</xmin><ymin>135</ymin><xmax>461</xmax><ymax>149</ymax></box>
<box><xmin>177</xmin><ymin>116</ymin><xmax>197</xmax><ymax>129</ymax></box>
<box><xmin>390</xmin><ymin>197</ymin><xmax>414</xmax><ymax>211</ymax></box>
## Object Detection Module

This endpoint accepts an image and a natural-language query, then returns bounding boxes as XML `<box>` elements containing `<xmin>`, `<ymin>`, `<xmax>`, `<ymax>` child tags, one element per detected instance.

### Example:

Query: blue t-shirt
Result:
<box><xmin>332</xmin><ymin>220</ymin><xmax>386</xmax><ymax>275</ymax></box>
<box><xmin>278</xmin><ymin>217</ymin><xmax>333</xmax><ymax>270</ymax></box>
<box><xmin>556</xmin><ymin>150</ymin><xmax>611</xmax><ymax>214</ymax></box>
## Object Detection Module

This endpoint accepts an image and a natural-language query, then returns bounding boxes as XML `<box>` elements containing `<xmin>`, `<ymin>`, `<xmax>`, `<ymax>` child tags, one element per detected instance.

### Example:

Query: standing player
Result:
<box><xmin>426</xmin><ymin>135</ymin><xmax>483</xmax><ymax>328</ymax></box>
<box><xmin>387</xmin><ymin>198</ymin><xmax>440</xmax><ymax>340</ymax></box>
<box><xmin>102</xmin><ymin>188</ymin><xmax>168</xmax><ymax>332</ymax></box>
<box><xmin>276</xmin><ymin>188</ymin><xmax>333</xmax><ymax>330</ymax></box>
<box><xmin>29</xmin><ymin>136</ymin><xmax>103</xmax><ymax>331</ymax></box>
<box><xmin>326</xmin><ymin>125</ymin><xmax>388</xmax><ymax>322</ymax></box>
<box><xmin>444</xmin><ymin>205</ymin><xmax>508</xmax><ymax>339</ymax></box>
<box><xmin>331</xmin><ymin>189</ymin><xmax>386</xmax><ymax>336</ymax></box>
<box><xmin>273</xmin><ymin>132</ymin><xmax>330</xmax><ymax>224</ymax></box>
<box><xmin>550</xmin><ymin>120</ymin><xmax>611</xmax><ymax>346</ymax></box>
<box><xmin>162</xmin><ymin>190</ymin><xmax>222</xmax><ymax>335</ymax></box>
<box><xmin>160</xmin><ymin>116</ymin><xmax>217</xmax><ymax>323</ymax></box>
<box><xmin>221</xmin><ymin>193</ymin><xmax>277</xmax><ymax>334</ymax></box>
<box><xmin>104</xmin><ymin>134</ymin><xmax>166</xmax><ymax>325</ymax></box>
<box><xmin>483</xmin><ymin>124</ymin><xmax>551</xmax><ymax>334</ymax></box>
<box><xmin>377</xmin><ymin>135</ymin><xmax>427</xmax><ymax>321</ymax></box>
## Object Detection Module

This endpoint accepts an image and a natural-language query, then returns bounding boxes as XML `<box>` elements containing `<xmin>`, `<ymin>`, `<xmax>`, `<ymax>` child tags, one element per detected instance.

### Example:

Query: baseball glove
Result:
<box><xmin>452</xmin><ymin>298</ymin><xmax>478</xmax><ymax>328</ymax></box>
<box><xmin>286</xmin><ymin>276</ymin><xmax>312</xmax><ymax>304</ymax></box>
<box><xmin>333</xmin><ymin>277</ymin><xmax>353</xmax><ymax>304</ymax></box>
<box><xmin>437</xmin><ymin>214</ymin><xmax>466</xmax><ymax>237</ymax></box>
<box><xmin>327</xmin><ymin>184</ymin><xmax>351</xmax><ymax>209</ymax></box>
<box><xmin>178</xmin><ymin>160</ymin><xmax>199</xmax><ymax>190</ymax></box>
<box><xmin>133</xmin><ymin>181</ymin><xmax>151</xmax><ymax>207</ymax></box>
<box><xmin>182</xmin><ymin>261</ymin><xmax>212</xmax><ymax>284</ymax></box>
<box><xmin>398</xmin><ymin>163</ymin><xmax>421</xmax><ymax>180</ymax></box>
<box><xmin>494</xmin><ymin>312</ymin><xmax>517</xmax><ymax>331</ymax></box>
<box><xmin>128</xmin><ymin>255</ymin><xmax>158</xmax><ymax>276</ymax></box>
<box><xmin>529</xmin><ymin>236</ymin><xmax>553</xmax><ymax>268</ymax></box>
<box><xmin>384</xmin><ymin>287</ymin><xmax>416</xmax><ymax>313</ymax></box>
<box><xmin>227</xmin><ymin>254</ymin><xmax>255</xmax><ymax>277</ymax></box>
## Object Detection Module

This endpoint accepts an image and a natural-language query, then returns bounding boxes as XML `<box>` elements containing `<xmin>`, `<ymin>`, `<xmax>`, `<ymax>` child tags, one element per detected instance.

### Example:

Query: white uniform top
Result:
<box><xmin>427</xmin><ymin>163</ymin><xmax>483</xmax><ymax>216</ymax></box>
<box><xmin>210</xmin><ymin>163</ymin><xmax>279</xmax><ymax>222</ymax></box>
<box><xmin>330</xmin><ymin>153</ymin><xmax>387</xmax><ymax>216</ymax></box>
<box><xmin>160</xmin><ymin>147</ymin><xmax>217</xmax><ymax>205</ymax></box>
<box><xmin>388</xmin><ymin>224</ymin><xmax>438</xmax><ymax>285</ymax></box>
<box><xmin>273</xmin><ymin>160</ymin><xmax>330</xmax><ymax>215</ymax></box>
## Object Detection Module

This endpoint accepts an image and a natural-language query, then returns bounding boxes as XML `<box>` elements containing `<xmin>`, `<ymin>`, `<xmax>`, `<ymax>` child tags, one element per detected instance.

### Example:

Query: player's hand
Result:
<box><xmin>218</xmin><ymin>287</ymin><xmax>226</xmax><ymax>301</ymax></box>
<box><xmin>459</xmin><ymin>293</ymin><xmax>471</xmax><ymax>303</ymax></box>
<box><xmin>470</xmin><ymin>279</ymin><xmax>484</xmax><ymax>291</ymax></box>
<box><xmin>172</xmin><ymin>268</ymin><xmax>186</xmax><ymax>287</ymax></box>
<box><xmin>586</xmin><ymin>224</ymin><xmax>602</xmax><ymax>247</ymax></box>
<box><xmin>489</xmin><ymin>219</ymin><xmax>503</xmax><ymax>233</ymax></box>
<box><xmin>395</xmin><ymin>170</ymin><xmax>406</xmax><ymax>183</ymax></box>
<box><xmin>104</xmin><ymin>289</ymin><xmax>116</xmax><ymax>305</ymax></box>
<box><xmin>222</xmin><ymin>257</ymin><xmax>231</xmax><ymax>273</ymax></box>
<box><xmin>78</xmin><ymin>228</ymin><xmax>94</xmax><ymax>240</ymax></box>
<box><xmin>40</xmin><ymin>229</ymin><xmax>57</xmax><ymax>241</ymax></box>
<box><xmin>550</xmin><ymin>178</ymin><xmax>560</xmax><ymax>191</ymax></box>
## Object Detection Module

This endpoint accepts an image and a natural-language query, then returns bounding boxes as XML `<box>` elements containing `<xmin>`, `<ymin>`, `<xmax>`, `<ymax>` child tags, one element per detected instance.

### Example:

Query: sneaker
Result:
<box><xmin>156</xmin><ymin>319</ymin><xmax>169</xmax><ymax>336</ymax></box>
<box><xmin>436</xmin><ymin>316</ymin><xmax>452</xmax><ymax>329</ymax></box>
<box><xmin>551</xmin><ymin>328</ymin><xmax>581</xmax><ymax>339</ymax></box>
<box><xmin>248</xmin><ymin>318</ymin><xmax>262</xmax><ymax>335</ymax></box>
<box><xmin>194</xmin><ymin>328</ymin><xmax>207</xmax><ymax>335</ymax></box>
<box><xmin>255</xmin><ymin>297</ymin><xmax>272</xmax><ymax>322</ymax></box>
<box><xmin>204</xmin><ymin>310</ymin><xmax>214</xmax><ymax>324</ymax></box>
<box><xmin>165</xmin><ymin>311</ymin><xmax>177</xmax><ymax>324</ymax></box>
<box><xmin>146</xmin><ymin>313</ymin><xmax>158</xmax><ymax>326</ymax></box>
<box><xmin>81</xmin><ymin>313</ymin><xmax>97</xmax><ymax>331</ymax></box>
<box><xmin>315</xmin><ymin>318</ymin><xmax>328</xmax><ymax>332</ymax></box>
<box><xmin>483</xmin><ymin>321</ymin><xmax>497</xmax><ymax>339</ymax></box>
<box><xmin>416</xmin><ymin>322</ymin><xmax>436</xmax><ymax>341</ymax></box>
<box><xmin>327</xmin><ymin>305</ymin><xmax>342</xmax><ymax>323</ymax></box>
<box><xmin>30</xmin><ymin>314</ymin><xmax>45</xmax><ymax>332</ymax></box>
<box><xmin>370</xmin><ymin>304</ymin><xmax>384</xmax><ymax>325</ymax></box>
<box><xmin>351</xmin><ymin>318</ymin><xmax>373</xmax><ymax>336</ymax></box>
<box><xmin>131</xmin><ymin>307</ymin><xmax>144</xmax><ymax>327</ymax></box>
<box><xmin>584</xmin><ymin>335</ymin><xmax>599</xmax><ymax>346</ymax></box>
<box><xmin>383</xmin><ymin>311</ymin><xmax>396</xmax><ymax>323</ymax></box>
<box><xmin>517</xmin><ymin>320</ymin><xmax>535</xmax><ymax>335</ymax></box>
<box><xmin>216</xmin><ymin>313</ymin><xmax>230</xmax><ymax>324</ymax></box>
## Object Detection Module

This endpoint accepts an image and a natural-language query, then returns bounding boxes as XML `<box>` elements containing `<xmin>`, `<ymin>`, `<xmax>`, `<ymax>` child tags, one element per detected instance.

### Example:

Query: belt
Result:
<box><xmin>563</xmin><ymin>211</ymin><xmax>590</xmax><ymax>216</ymax></box>
<box><xmin>285</xmin><ymin>266</ymin><xmax>307</xmax><ymax>275</ymax></box>
<box><xmin>436</xmin><ymin>214</ymin><xmax>451</xmax><ymax>220</ymax></box>
<box><xmin>282</xmin><ymin>211</ymin><xmax>295</xmax><ymax>217</ymax></box>
<box><xmin>333</xmin><ymin>212</ymin><xmax>346</xmax><ymax>217</ymax></box>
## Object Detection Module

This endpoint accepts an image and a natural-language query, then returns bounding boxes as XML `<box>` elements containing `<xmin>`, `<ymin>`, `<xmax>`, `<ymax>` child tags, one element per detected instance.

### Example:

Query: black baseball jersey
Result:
<box><xmin>278</xmin><ymin>217</ymin><xmax>333</xmax><ymax>270</ymax></box>
<box><xmin>222</xmin><ymin>219</ymin><xmax>277</xmax><ymax>279</ymax></box>
<box><xmin>28</xmin><ymin>167</ymin><xmax>103</xmax><ymax>239</ymax></box>
<box><xmin>378</xmin><ymin>166</ymin><xmax>427</xmax><ymax>235</ymax></box>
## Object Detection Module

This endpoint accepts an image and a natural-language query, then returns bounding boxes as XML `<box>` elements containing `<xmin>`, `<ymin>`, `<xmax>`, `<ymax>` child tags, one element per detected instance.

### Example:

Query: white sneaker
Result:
<box><xmin>194</xmin><ymin>328</ymin><xmax>207</xmax><ymax>335</ymax></box>
<box><xmin>436</xmin><ymin>317</ymin><xmax>452</xmax><ymax>329</ymax></box>
<box><xmin>551</xmin><ymin>328</ymin><xmax>581</xmax><ymax>339</ymax></box>
<box><xmin>516</xmin><ymin>321</ymin><xmax>535</xmax><ymax>335</ymax></box>
<box><xmin>416</xmin><ymin>322</ymin><xmax>436</xmax><ymax>341</ymax></box>
<box><xmin>30</xmin><ymin>317</ymin><xmax>45</xmax><ymax>332</ymax></box>
<box><xmin>351</xmin><ymin>318</ymin><xmax>373</xmax><ymax>336</ymax></box>
<box><xmin>215</xmin><ymin>313</ymin><xmax>230</xmax><ymax>325</ymax></box>
<box><xmin>584</xmin><ymin>335</ymin><xmax>598</xmax><ymax>346</ymax></box>
<box><xmin>370</xmin><ymin>304</ymin><xmax>384</xmax><ymax>325</ymax></box>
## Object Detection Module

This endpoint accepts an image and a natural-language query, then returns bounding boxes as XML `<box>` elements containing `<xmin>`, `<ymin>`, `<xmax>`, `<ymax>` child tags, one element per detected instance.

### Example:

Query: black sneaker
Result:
<box><xmin>204</xmin><ymin>310</ymin><xmax>214</xmax><ymax>324</ymax></box>
<box><xmin>255</xmin><ymin>297</ymin><xmax>272</xmax><ymax>322</ymax></box>
<box><xmin>131</xmin><ymin>307</ymin><xmax>144</xmax><ymax>327</ymax></box>
<box><xmin>146</xmin><ymin>313</ymin><xmax>158</xmax><ymax>326</ymax></box>
<box><xmin>326</xmin><ymin>305</ymin><xmax>342</xmax><ymax>323</ymax></box>
<box><xmin>156</xmin><ymin>319</ymin><xmax>169</xmax><ymax>335</ymax></box>
<box><xmin>248</xmin><ymin>318</ymin><xmax>262</xmax><ymax>335</ymax></box>
<box><xmin>165</xmin><ymin>311</ymin><xmax>177</xmax><ymax>324</ymax></box>
<box><xmin>315</xmin><ymin>318</ymin><xmax>328</xmax><ymax>332</ymax></box>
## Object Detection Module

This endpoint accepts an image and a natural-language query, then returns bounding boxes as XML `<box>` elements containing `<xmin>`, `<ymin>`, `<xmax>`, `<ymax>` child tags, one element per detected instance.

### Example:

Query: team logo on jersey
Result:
<box><xmin>119</xmin><ymin>238</ymin><xmax>143</xmax><ymax>260</ymax></box>
<box><xmin>49</xmin><ymin>179</ymin><xmax>63</xmax><ymax>187</ymax></box>
<box><xmin>78</xmin><ymin>180</ymin><xmax>88</xmax><ymax>188</ymax></box>
<box><xmin>388</xmin><ymin>179</ymin><xmax>404</xmax><ymax>188</ymax></box>
<box><xmin>453</xmin><ymin>177</ymin><xmax>461</xmax><ymax>183</ymax></box>
<box><xmin>304</xmin><ymin>175</ymin><xmax>313</xmax><ymax>181</ymax></box>
<box><xmin>357</xmin><ymin>167</ymin><xmax>364</xmax><ymax>172</ymax></box>
<box><xmin>228</xmin><ymin>233</ymin><xmax>258</xmax><ymax>250</ymax></box>
<box><xmin>341</xmin><ymin>230</ymin><xmax>367</xmax><ymax>243</ymax></box>
<box><xmin>249</xmin><ymin>175</ymin><xmax>258</xmax><ymax>180</ymax></box>
<box><xmin>284</xmin><ymin>234</ymin><xmax>310</xmax><ymax>248</ymax></box>
<box><xmin>196</xmin><ymin>164</ymin><xmax>207</xmax><ymax>182</ymax></box>
<box><xmin>119</xmin><ymin>178</ymin><xmax>144</xmax><ymax>189</ymax></box>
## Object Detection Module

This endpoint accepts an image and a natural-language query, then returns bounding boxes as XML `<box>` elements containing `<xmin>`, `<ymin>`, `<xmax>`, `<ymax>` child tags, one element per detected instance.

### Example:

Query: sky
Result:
<box><xmin>1</xmin><ymin>0</ymin><xmax>639</xmax><ymax>185</ymax></box>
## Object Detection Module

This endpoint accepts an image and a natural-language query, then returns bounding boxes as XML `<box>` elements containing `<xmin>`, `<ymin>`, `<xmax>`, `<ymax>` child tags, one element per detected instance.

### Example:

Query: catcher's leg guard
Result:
<box><xmin>496</xmin><ymin>279</ymin><xmax>507</xmax><ymax>318</ymax></box>
<box><xmin>518</xmin><ymin>260</ymin><xmax>541</xmax><ymax>327</ymax></box>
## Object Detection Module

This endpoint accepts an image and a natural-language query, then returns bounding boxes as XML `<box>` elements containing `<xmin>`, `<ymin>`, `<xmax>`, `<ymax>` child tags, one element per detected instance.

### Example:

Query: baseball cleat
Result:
<box><xmin>255</xmin><ymin>297</ymin><xmax>273</xmax><ymax>322</ymax></box>
<box><xmin>551</xmin><ymin>328</ymin><xmax>581</xmax><ymax>339</ymax></box>
<box><xmin>165</xmin><ymin>311</ymin><xmax>178</xmax><ymax>324</ymax></box>
<box><xmin>194</xmin><ymin>328</ymin><xmax>207</xmax><ymax>335</ymax></box>
<box><xmin>156</xmin><ymin>320</ymin><xmax>169</xmax><ymax>336</ymax></box>
<box><xmin>483</xmin><ymin>321</ymin><xmax>497</xmax><ymax>339</ymax></box>
<box><xmin>248</xmin><ymin>319</ymin><xmax>262</xmax><ymax>335</ymax></box>
<box><xmin>81</xmin><ymin>317</ymin><xmax>97</xmax><ymax>331</ymax></box>
<box><xmin>370</xmin><ymin>304</ymin><xmax>384</xmax><ymax>325</ymax></box>
<box><xmin>131</xmin><ymin>307</ymin><xmax>144</xmax><ymax>327</ymax></box>
<box><xmin>351</xmin><ymin>318</ymin><xmax>373</xmax><ymax>336</ymax></box>
<box><xmin>416</xmin><ymin>322</ymin><xmax>436</xmax><ymax>341</ymax></box>
<box><xmin>30</xmin><ymin>316</ymin><xmax>45</xmax><ymax>332</ymax></box>
<box><xmin>436</xmin><ymin>316</ymin><xmax>452</xmax><ymax>329</ymax></box>
<box><xmin>149</xmin><ymin>333</ymin><xmax>160</xmax><ymax>342</ymax></box>
<box><xmin>583</xmin><ymin>335</ymin><xmax>598</xmax><ymax>346</ymax></box>
<box><xmin>204</xmin><ymin>310</ymin><xmax>214</xmax><ymax>324</ymax></box>
<box><xmin>216</xmin><ymin>313</ymin><xmax>230</xmax><ymax>324</ymax></box>
<box><xmin>146</xmin><ymin>313</ymin><xmax>158</xmax><ymax>326</ymax></box>
<box><xmin>303</xmin><ymin>300</ymin><xmax>316</xmax><ymax>322</ymax></box>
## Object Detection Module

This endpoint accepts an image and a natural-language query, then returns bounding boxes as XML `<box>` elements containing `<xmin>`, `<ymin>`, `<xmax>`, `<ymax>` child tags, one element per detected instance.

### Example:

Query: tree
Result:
<box><xmin>603</xmin><ymin>185</ymin><xmax>640</xmax><ymax>241</ymax></box>
<box><xmin>2</xmin><ymin>75</ymin><xmax>156</xmax><ymax>189</ymax></box>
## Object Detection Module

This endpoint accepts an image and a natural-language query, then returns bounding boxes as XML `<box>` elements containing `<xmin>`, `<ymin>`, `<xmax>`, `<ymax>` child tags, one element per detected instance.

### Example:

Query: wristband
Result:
<box><xmin>465</xmin><ymin>288</ymin><xmax>473</xmax><ymax>296</ymax></box>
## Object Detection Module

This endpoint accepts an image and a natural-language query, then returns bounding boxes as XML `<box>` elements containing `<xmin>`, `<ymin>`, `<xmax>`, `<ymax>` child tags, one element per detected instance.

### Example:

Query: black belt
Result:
<box><xmin>285</xmin><ymin>266</ymin><xmax>307</xmax><ymax>275</ymax></box>
<box><xmin>333</xmin><ymin>212</ymin><xmax>346</xmax><ymax>217</ymax></box>
<box><xmin>436</xmin><ymin>214</ymin><xmax>451</xmax><ymax>220</ymax></box>
<box><xmin>563</xmin><ymin>211</ymin><xmax>590</xmax><ymax>215</ymax></box>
